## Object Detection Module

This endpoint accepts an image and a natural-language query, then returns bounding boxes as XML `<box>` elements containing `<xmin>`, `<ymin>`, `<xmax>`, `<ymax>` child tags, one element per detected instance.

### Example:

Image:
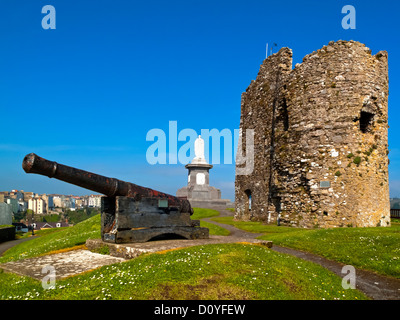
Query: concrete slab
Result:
<box><xmin>86</xmin><ymin>236</ymin><xmax>273</xmax><ymax>259</ymax></box>
<box><xmin>0</xmin><ymin>237</ymin><xmax>272</xmax><ymax>280</ymax></box>
<box><xmin>0</xmin><ymin>249</ymin><xmax>126</xmax><ymax>280</ymax></box>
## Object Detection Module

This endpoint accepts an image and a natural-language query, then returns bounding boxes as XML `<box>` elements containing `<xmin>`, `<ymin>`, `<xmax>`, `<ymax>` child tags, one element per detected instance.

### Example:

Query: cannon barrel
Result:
<box><xmin>22</xmin><ymin>153</ymin><xmax>193</xmax><ymax>214</ymax></box>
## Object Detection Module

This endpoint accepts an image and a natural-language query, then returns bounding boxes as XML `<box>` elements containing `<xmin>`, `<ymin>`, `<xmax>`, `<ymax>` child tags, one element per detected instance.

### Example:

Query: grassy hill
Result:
<box><xmin>0</xmin><ymin>208</ymin><xmax>230</xmax><ymax>263</ymax></box>
<box><xmin>0</xmin><ymin>215</ymin><xmax>101</xmax><ymax>263</ymax></box>
<box><xmin>0</xmin><ymin>242</ymin><xmax>368</xmax><ymax>300</ymax></box>
<box><xmin>211</xmin><ymin>216</ymin><xmax>400</xmax><ymax>279</ymax></box>
<box><xmin>2</xmin><ymin>208</ymin><xmax>394</xmax><ymax>300</ymax></box>
<box><xmin>191</xmin><ymin>208</ymin><xmax>230</xmax><ymax>236</ymax></box>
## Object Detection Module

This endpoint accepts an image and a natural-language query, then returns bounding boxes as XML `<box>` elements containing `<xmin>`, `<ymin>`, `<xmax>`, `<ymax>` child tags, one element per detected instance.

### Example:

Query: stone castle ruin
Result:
<box><xmin>235</xmin><ymin>40</ymin><xmax>390</xmax><ymax>228</ymax></box>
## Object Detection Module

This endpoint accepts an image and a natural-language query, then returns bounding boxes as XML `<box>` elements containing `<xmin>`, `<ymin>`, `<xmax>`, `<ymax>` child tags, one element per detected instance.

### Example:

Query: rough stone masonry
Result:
<box><xmin>235</xmin><ymin>40</ymin><xmax>390</xmax><ymax>228</ymax></box>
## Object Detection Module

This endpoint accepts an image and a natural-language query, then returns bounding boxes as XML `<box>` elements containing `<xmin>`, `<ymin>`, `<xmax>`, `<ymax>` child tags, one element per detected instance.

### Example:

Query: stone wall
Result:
<box><xmin>235</xmin><ymin>40</ymin><xmax>390</xmax><ymax>228</ymax></box>
<box><xmin>0</xmin><ymin>203</ymin><xmax>13</xmax><ymax>226</ymax></box>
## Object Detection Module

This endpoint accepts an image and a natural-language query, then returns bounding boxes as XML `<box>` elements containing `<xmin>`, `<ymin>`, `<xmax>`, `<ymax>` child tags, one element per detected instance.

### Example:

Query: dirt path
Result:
<box><xmin>272</xmin><ymin>245</ymin><xmax>400</xmax><ymax>300</ymax></box>
<box><xmin>203</xmin><ymin>208</ymin><xmax>263</xmax><ymax>239</ymax></box>
<box><xmin>0</xmin><ymin>236</ymin><xmax>38</xmax><ymax>257</ymax></box>
<box><xmin>206</xmin><ymin>207</ymin><xmax>400</xmax><ymax>300</ymax></box>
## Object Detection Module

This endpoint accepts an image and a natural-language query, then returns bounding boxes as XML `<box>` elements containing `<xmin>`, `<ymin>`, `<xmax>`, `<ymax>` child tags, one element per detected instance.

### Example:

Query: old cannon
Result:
<box><xmin>22</xmin><ymin>153</ymin><xmax>209</xmax><ymax>243</ymax></box>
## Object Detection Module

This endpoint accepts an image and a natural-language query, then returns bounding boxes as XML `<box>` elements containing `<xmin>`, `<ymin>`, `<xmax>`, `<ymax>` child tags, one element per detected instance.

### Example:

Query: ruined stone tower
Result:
<box><xmin>235</xmin><ymin>40</ymin><xmax>390</xmax><ymax>228</ymax></box>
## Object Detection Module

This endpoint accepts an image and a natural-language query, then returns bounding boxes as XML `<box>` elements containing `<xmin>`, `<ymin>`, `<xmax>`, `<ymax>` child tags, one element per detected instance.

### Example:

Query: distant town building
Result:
<box><xmin>48</xmin><ymin>195</ymin><xmax>54</xmax><ymax>210</ymax></box>
<box><xmin>13</xmin><ymin>222</ymin><xmax>29</xmax><ymax>232</ymax></box>
<box><xmin>53</xmin><ymin>196</ymin><xmax>62</xmax><ymax>208</ymax></box>
<box><xmin>88</xmin><ymin>195</ymin><xmax>102</xmax><ymax>208</ymax></box>
<box><xmin>23</xmin><ymin>192</ymin><xmax>34</xmax><ymax>201</ymax></box>
<box><xmin>32</xmin><ymin>221</ymin><xmax>70</xmax><ymax>230</ymax></box>
<box><xmin>10</xmin><ymin>190</ymin><xmax>24</xmax><ymax>201</ymax></box>
<box><xmin>75</xmin><ymin>198</ymin><xmax>84</xmax><ymax>208</ymax></box>
<box><xmin>28</xmin><ymin>197</ymin><xmax>45</xmax><ymax>214</ymax></box>
<box><xmin>0</xmin><ymin>202</ymin><xmax>13</xmax><ymax>225</ymax></box>
<box><xmin>70</xmin><ymin>197</ymin><xmax>76</xmax><ymax>209</ymax></box>
<box><xmin>41</xmin><ymin>194</ymin><xmax>54</xmax><ymax>213</ymax></box>
<box><xmin>6</xmin><ymin>198</ymin><xmax>19</xmax><ymax>214</ymax></box>
<box><xmin>1</xmin><ymin>189</ymin><xmax>101</xmax><ymax>214</ymax></box>
<box><xmin>60</xmin><ymin>195</ymin><xmax>72</xmax><ymax>209</ymax></box>
<box><xmin>18</xmin><ymin>200</ymin><xmax>27</xmax><ymax>212</ymax></box>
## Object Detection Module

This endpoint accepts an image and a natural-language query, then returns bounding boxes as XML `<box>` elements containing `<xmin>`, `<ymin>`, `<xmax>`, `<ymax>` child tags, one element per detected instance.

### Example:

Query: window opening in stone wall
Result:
<box><xmin>245</xmin><ymin>189</ymin><xmax>252</xmax><ymax>211</ymax></box>
<box><xmin>359</xmin><ymin>111</ymin><xmax>374</xmax><ymax>133</ymax></box>
<box><xmin>280</xmin><ymin>98</ymin><xmax>289</xmax><ymax>131</ymax></box>
<box><xmin>283</xmin><ymin>101</ymin><xmax>289</xmax><ymax>131</ymax></box>
<box><xmin>272</xmin><ymin>197</ymin><xmax>282</xmax><ymax>226</ymax></box>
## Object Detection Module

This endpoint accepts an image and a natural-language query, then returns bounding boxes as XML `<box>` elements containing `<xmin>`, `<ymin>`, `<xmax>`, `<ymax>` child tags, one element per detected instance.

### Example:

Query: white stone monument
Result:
<box><xmin>176</xmin><ymin>135</ymin><xmax>231</xmax><ymax>208</ymax></box>
<box><xmin>192</xmin><ymin>135</ymin><xmax>207</xmax><ymax>164</ymax></box>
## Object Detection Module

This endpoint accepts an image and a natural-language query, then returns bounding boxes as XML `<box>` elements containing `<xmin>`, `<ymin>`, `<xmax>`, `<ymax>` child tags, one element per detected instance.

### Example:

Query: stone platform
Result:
<box><xmin>0</xmin><ymin>237</ymin><xmax>272</xmax><ymax>280</ymax></box>
<box><xmin>87</xmin><ymin>236</ymin><xmax>273</xmax><ymax>259</ymax></box>
<box><xmin>0</xmin><ymin>249</ymin><xmax>126</xmax><ymax>280</ymax></box>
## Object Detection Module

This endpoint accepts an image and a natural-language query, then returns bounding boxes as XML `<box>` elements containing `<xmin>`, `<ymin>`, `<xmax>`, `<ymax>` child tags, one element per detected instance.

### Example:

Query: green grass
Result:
<box><xmin>261</xmin><ymin>222</ymin><xmax>400</xmax><ymax>278</ymax></box>
<box><xmin>0</xmin><ymin>209</ymin><xmax>227</xmax><ymax>263</ymax></box>
<box><xmin>0</xmin><ymin>215</ymin><xmax>101</xmax><ymax>263</ymax></box>
<box><xmin>191</xmin><ymin>207</ymin><xmax>221</xmax><ymax>220</ymax></box>
<box><xmin>0</xmin><ymin>243</ymin><xmax>368</xmax><ymax>300</ymax></box>
<box><xmin>0</xmin><ymin>208</ymin><xmax>228</xmax><ymax>263</ymax></box>
<box><xmin>192</xmin><ymin>208</ymin><xmax>230</xmax><ymax>236</ymax></box>
<box><xmin>211</xmin><ymin>216</ymin><xmax>297</xmax><ymax>235</ymax></box>
<box><xmin>199</xmin><ymin>220</ymin><xmax>230</xmax><ymax>236</ymax></box>
<box><xmin>0</xmin><ymin>225</ymin><xmax>14</xmax><ymax>228</ymax></box>
<box><xmin>210</xmin><ymin>217</ymin><xmax>400</xmax><ymax>279</ymax></box>
<box><xmin>1</xmin><ymin>209</ymin><xmax>396</xmax><ymax>300</ymax></box>
<box><xmin>17</xmin><ymin>227</ymin><xmax>69</xmax><ymax>239</ymax></box>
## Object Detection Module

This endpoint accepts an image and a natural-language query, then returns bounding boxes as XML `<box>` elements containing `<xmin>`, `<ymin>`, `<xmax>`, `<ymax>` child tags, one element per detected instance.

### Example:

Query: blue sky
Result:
<box><xmin>0</xmin><ymin>0</ymin><xmax>399</xmax><ymax>201</ymax></box>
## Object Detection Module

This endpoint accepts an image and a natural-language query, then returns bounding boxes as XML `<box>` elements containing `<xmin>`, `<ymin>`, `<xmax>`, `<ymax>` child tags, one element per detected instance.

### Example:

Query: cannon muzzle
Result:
<box><xmin>22</xmin><ymin>153</ymin><xmax>193</xmax><ymax>214</ymax></box>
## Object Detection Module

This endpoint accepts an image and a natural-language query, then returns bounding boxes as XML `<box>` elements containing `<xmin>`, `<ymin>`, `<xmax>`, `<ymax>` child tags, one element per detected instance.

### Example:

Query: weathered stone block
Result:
<box><xmin>101</xmin><ymin>196</ymin><xmax>209</xmax><ymax>243</ymax></box>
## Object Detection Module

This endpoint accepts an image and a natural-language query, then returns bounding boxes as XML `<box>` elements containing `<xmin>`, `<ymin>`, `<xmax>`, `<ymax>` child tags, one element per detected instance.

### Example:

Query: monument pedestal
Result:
<box><xmin>177</xmin><ymin>136</ymin><xmax>231</xmax><ymax>208</ymax></box>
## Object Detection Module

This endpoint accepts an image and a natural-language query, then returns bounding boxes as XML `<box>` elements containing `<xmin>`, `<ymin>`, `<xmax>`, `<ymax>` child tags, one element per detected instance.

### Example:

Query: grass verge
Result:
<box><xmin>262</xmin><ymin>222</ymin><xmax>400</xmax><ymax>279</ymax></box>
<box><xmin>0</xmin><ymin>243</ymin><xmax>368</xmax><ymax>300</ymax></box>
<box><xmin>192</xmin><ymin>208</ymin><xmax>230</xmax><ymax>236</ymax></box>
<box><xmin>191</xmin><ymin>208</ymin><xmax>221</xmax><ymax>219</ymax></box>
<box><xmin>0</xmin><ymin>215</ymin><xmax>101</xmax><ymax>263</ymax></box>
<box><xmin>200</xmin><ymin>220</ymin><xmax>230</xmax><ymax>236</ymax></box>
<box><xmin>1</xmin><ymin>209</ymin><xmax>394</xmax><ymax>300</ymax></box>
<box><xmin>211</xmin><ymin>217</ymin><xmax>400</xmax><ymax>278</ymax></box>
<box><xmin>1</xmin><ymin>208</ymin><xmax>228</xmax><ymax>263</ymax></box>
<box><xmin>211</xmin><ymin>216</ymin><xmax>297</xmax><ymax>235</ymax></box>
